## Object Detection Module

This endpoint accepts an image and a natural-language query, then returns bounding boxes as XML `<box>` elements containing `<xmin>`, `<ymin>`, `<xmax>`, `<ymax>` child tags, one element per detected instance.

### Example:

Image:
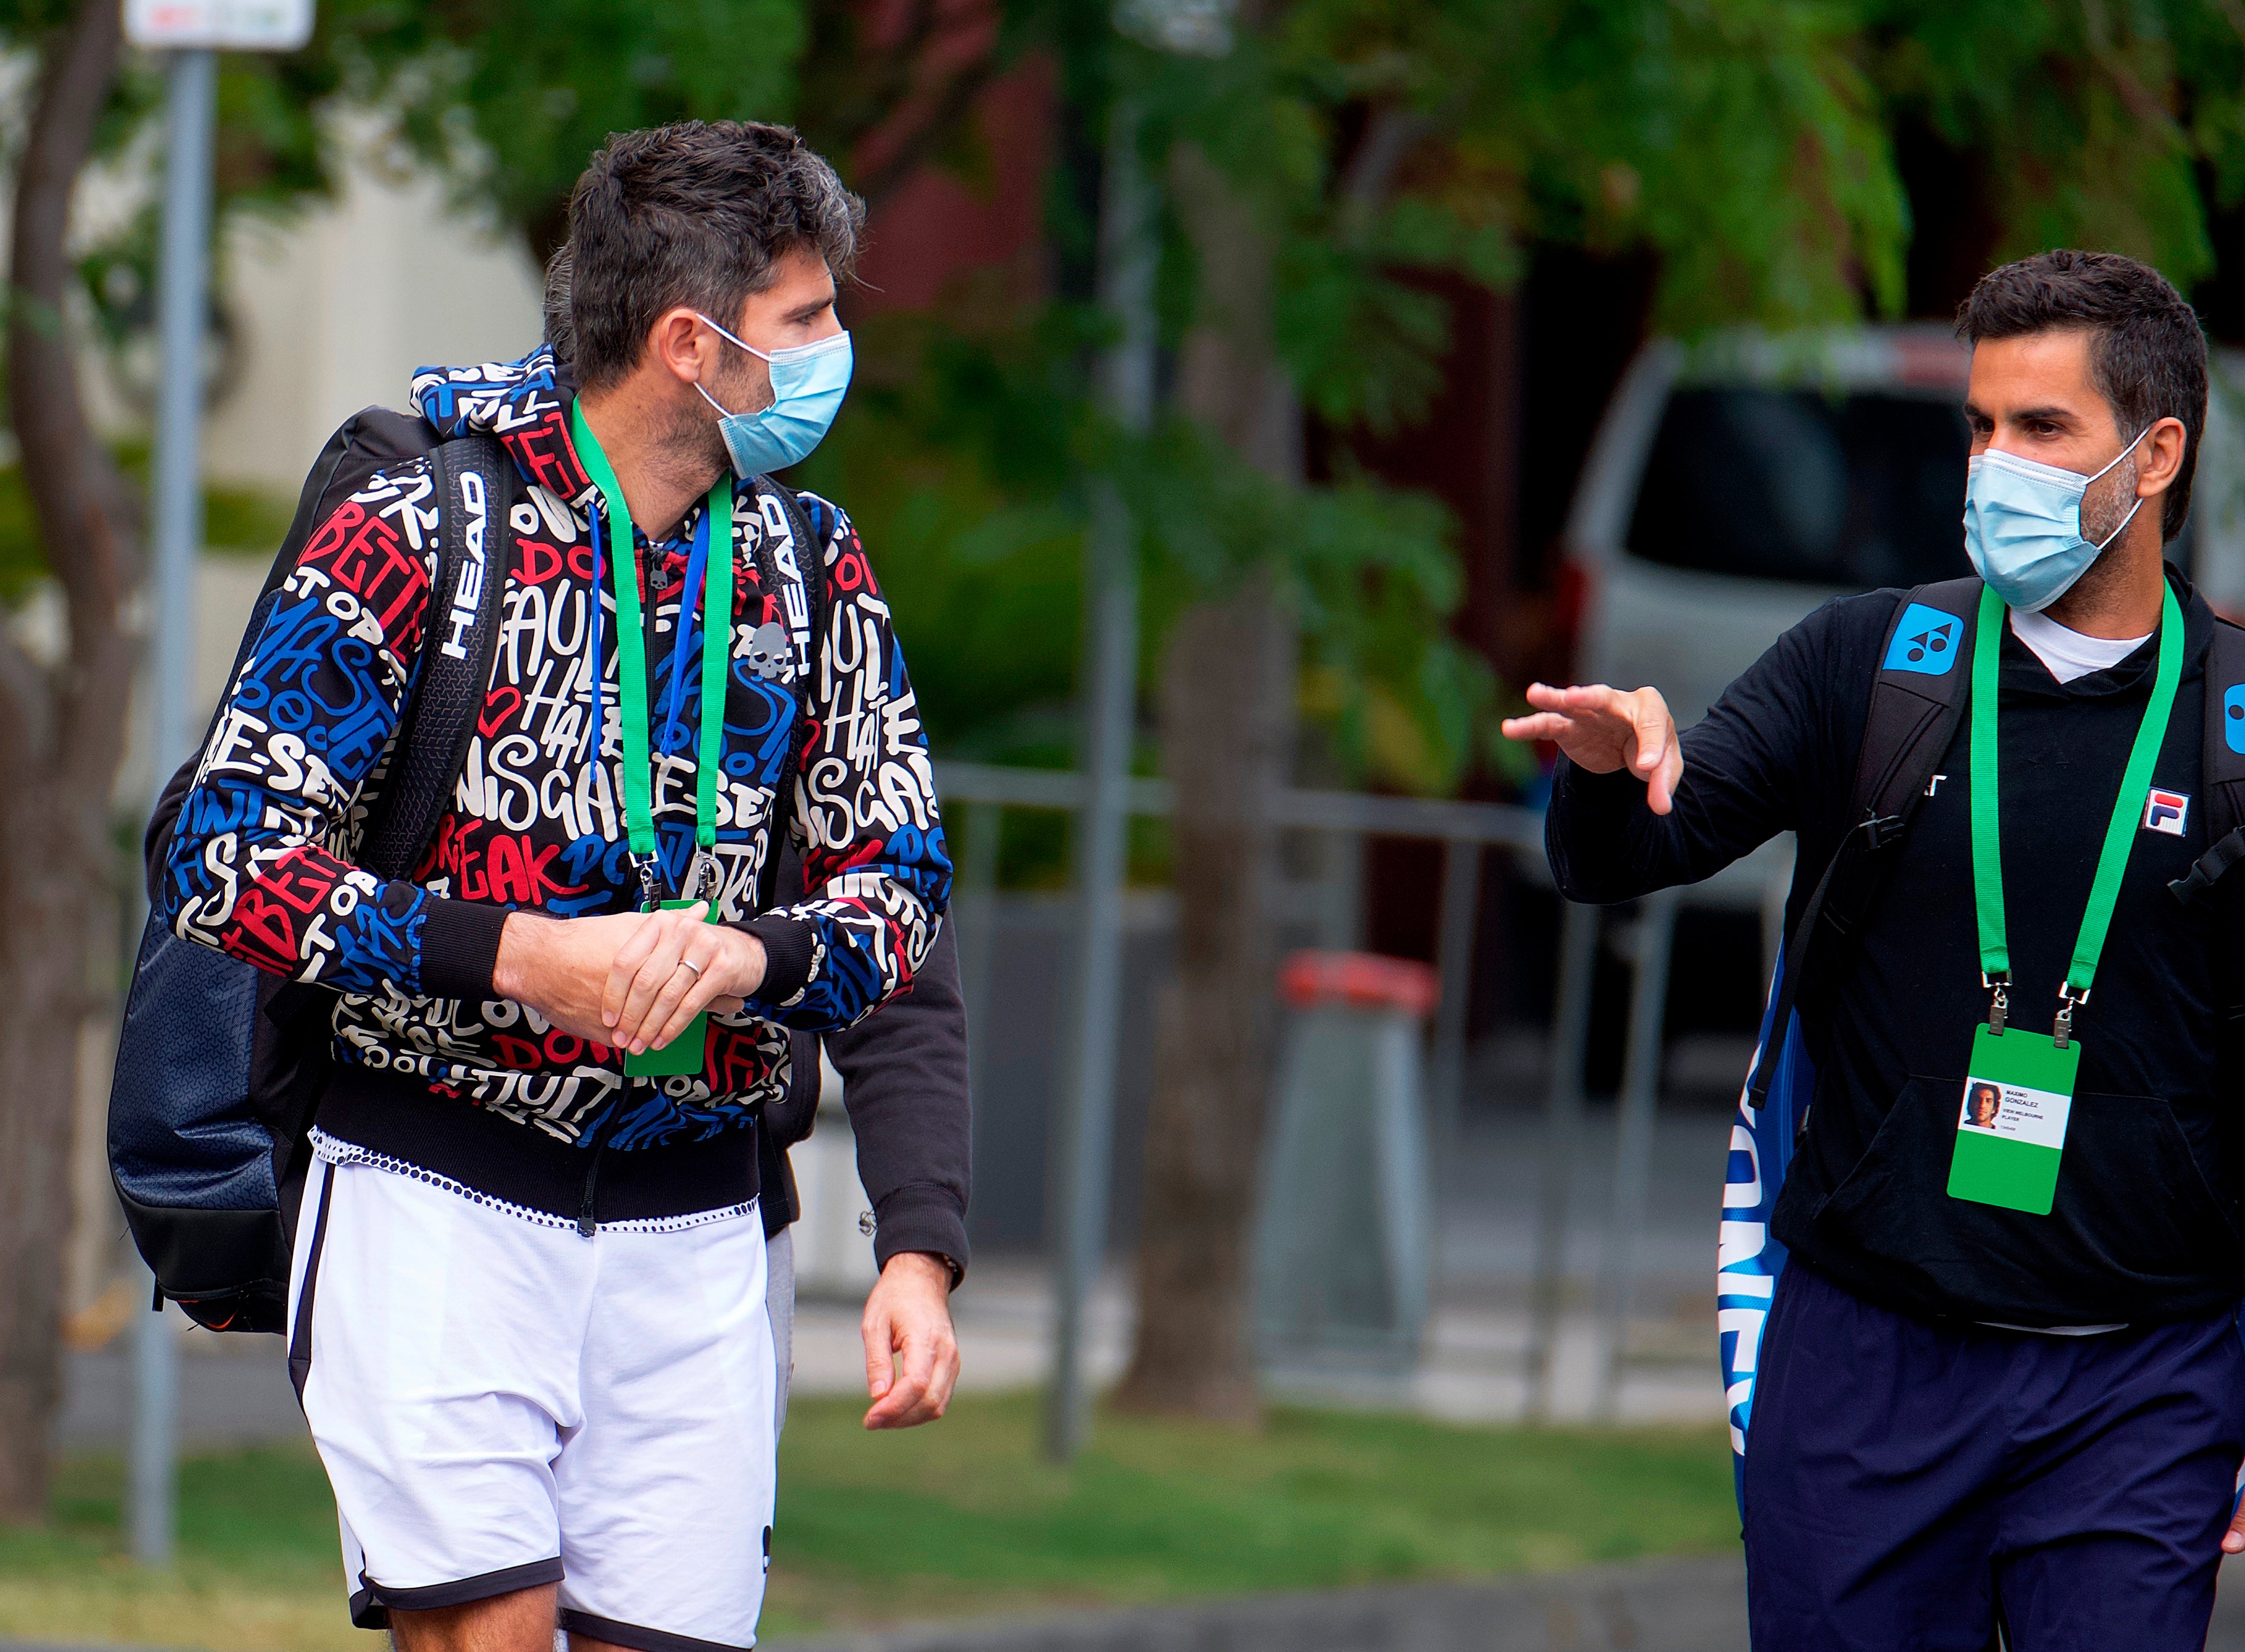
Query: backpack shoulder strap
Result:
<box><xmin>145</xmin><ymin>407</ymin><xmax>441</xmax><ymax>898</ymax></box>
<box><xmin>356</xmin><ymin>435</ymin><xmax>511</xmax><ymax>881</ymax></box>
<box><xmin>749</xmin><ymin>476</ymin><xmax>828</xmax><ymax>916</ymax></box>
<box><xmin>2202</xmin><ymin>615</ymin><xmax>2245</xmax><ymax>838</ymax></box>
<box><xmin>1746</xmin><ymin>577</ymin><xmax>1982</xmax><ymax>1106</ymax></box>
<box><xmin>1848</xmin><ymin>574</ymin><xmax>1982</xmax><ymax>828</ymax></box>
<box><xmin>2170</xmin><ymin>614</ymin><xmax>2245</xmax><ymax>904</ymax></box>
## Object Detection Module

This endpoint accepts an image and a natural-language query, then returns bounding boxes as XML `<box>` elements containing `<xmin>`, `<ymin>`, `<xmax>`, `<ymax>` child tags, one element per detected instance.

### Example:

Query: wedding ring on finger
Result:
<box><xmin>674</xmin><ymin>957</ymin><xmax>705</xmax><ymax>981</ymax></box>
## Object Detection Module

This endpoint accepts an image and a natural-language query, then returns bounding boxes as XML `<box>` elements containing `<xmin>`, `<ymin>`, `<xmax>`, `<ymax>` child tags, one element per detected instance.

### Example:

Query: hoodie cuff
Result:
<box><xmin>419</xmin><ymin>898</ymin><xmax>509</xmax><ymax>1001</ymax></box>
<box><xmin>736</xmin><ymin>916</ymin><xmax>817</xmax><ymax>1004</ymax></box>
<box><xmin>869</xmin><ymin>1184</ymin><xmax>970</xmax><ymax>1285</ymax></box>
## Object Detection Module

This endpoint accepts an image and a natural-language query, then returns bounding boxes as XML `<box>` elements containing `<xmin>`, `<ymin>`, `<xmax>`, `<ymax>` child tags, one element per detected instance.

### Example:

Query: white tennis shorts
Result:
<box><xmin>287</xmin><ymin>1148</ymin><xmax>779</xmax><ymax>1651</ymax></box>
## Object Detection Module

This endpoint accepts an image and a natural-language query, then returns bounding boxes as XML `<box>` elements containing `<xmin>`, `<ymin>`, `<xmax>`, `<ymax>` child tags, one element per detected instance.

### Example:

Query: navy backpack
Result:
<box><xmin>111</xmin><ymin>414</ymin><xmax>508</xmax><ymax>1332</ymax></box>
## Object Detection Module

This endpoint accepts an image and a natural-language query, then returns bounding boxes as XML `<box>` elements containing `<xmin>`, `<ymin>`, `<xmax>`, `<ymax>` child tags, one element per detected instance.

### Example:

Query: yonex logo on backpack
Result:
<box><xmin>1882</xmin><ymin>603</ymin><xmax>1964</xmax><ymax>675</ymax></box>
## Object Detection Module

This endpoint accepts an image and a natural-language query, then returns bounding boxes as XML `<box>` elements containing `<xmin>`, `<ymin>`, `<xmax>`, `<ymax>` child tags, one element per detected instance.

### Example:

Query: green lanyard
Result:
<box><xmin>570</xmin><ymin>402</ymin><xmax>734</xmax><ymax>908</ymax></box>
<box><xmin>1969</xmin><ymin>580</ymin><xmax>2183</xmax><ymax>1042</ymax></box>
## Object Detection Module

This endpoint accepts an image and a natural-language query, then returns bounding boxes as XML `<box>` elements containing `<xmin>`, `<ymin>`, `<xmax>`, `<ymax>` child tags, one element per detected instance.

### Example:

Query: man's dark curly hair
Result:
<box><xmin>1956</xmin><ymin>250</ymin><xmax>2208</xmax><ymax>542</ymax></box>
<box><xmin>566</xmin><ymin>120</ymin><xmax>863</xmax><ymax>392</ymax></box>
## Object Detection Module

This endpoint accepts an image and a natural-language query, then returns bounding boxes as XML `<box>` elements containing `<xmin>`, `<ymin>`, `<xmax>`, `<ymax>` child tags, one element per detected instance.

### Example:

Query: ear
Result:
<box><xmin>646</xmin><ymin>308</ymin><xmax>715</xmax><ymax>388</ymax></box>
<box><xmin>2137</xmin><ymin>414</ymin><xmax>2190</xmax><ymax>498</ymax></box>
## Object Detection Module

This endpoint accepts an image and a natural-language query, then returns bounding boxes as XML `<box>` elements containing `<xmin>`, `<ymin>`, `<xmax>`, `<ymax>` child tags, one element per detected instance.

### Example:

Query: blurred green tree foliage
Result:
<box><xmin>7</xmin><ymin>0</ymin><xmax>2245</xmax><ymax>784</ymax></box>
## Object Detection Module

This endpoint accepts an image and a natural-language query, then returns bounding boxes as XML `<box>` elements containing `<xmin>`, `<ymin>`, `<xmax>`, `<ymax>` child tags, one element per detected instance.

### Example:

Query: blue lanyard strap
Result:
<box><xmin>665</xmin><ymin>508</ymin><xmax>713</xmax><ymax>745</ymax></box>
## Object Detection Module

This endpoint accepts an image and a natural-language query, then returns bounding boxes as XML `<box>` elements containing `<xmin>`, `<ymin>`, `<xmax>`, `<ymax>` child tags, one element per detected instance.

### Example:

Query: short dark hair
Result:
<box><xmin>1956</xmin><ymin>250</ymin><xmax>2208</xmax><ymax>542</ymax></box>
<box><xmin>567</xmin><ymin>121</ymin><xmax>863</xmax><ymax>392</ymax></box>
<box><xmin>542</xmin><ymin>242</ymin><xmax>575</xmax><ymax>365</ymax></box>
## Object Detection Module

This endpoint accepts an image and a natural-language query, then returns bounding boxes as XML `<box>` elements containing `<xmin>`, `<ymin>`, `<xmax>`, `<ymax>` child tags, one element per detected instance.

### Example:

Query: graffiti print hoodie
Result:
<box><xmin>161</xmin><ymin>347</ymin><xmax>951</xmax><ymax>1225</ymax></box>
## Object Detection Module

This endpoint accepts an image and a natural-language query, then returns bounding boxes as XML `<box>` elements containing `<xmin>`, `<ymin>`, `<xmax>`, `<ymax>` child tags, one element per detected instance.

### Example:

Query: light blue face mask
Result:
<box><xmin>692</xmin><ymin>312</ymin><xmax>854</xmax><ymax>476</ymax></box>
<box><xmin>1962</xmin><ymin>432</ymin><xmax>2148</xmax><ymax>612</ymax></box>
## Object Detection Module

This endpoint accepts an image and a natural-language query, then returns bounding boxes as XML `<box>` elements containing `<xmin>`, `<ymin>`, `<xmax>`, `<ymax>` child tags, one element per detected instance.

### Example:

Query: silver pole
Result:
<box><xmin>132</xmin><ymin>45</ymin><xmax>217</xmax><ymax>1569</ymax></box>
<box><xmin>1591</xmin><ymin>888</ymin><xmax>1677</xmax><ymax>1422</ymax></box>
<box><xmin>1426</xmin><ymin>839</ymin><xmax>1480</xmax><ymax>1160</ymax></box>
<box><xmin>956</xmin><ymin>801</ymin><xmax>1002</xmax><ymax>1094</ymax></box>
<box><xmin>1525</xmin><ymin>899</ymin><xmax>1597</xmax><ymax>1420</ymax></box>
<box><xmin>1044</xmin><ymin>94</ymin><xmax>1156</xmax><ymax>1463</ymax></box>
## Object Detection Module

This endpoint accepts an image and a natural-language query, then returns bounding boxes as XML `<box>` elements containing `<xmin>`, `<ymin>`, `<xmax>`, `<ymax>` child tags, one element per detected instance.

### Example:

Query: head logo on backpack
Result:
<box><xmin>438</xmin><ymin>465</ymin><xmax>490</xmax><ymax>662</ymax></box>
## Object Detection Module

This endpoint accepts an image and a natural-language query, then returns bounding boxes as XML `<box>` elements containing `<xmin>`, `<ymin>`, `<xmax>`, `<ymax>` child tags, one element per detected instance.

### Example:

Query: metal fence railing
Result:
<box><xmin>932</xmin><ymin>760</ymin><xmax>1794</xmax><ymax>1420</ymax></box>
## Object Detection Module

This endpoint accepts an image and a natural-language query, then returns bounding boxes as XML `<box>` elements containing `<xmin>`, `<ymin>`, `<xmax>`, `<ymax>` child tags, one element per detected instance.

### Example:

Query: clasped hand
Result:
<box><xmin>1500</xmin><ymin>681</ymin><xmax>1684</xmax><ymax>815</ymax></box>
<box><xmin>493</xmin><ymin>904</ymin><xmax>768</xmax><ymax>1055</ymax></box>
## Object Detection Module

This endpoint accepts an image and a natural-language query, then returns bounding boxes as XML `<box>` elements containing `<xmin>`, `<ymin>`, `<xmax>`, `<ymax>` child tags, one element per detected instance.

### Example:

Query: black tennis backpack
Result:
<box><xmin>113</xmin><ymin>410</ymin><xmax>510</xmax><ymax>1333</ymax></box>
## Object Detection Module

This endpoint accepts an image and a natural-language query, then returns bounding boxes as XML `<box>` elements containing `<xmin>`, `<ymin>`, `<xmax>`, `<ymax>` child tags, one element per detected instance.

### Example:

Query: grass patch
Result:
<box><xmin>0</xmin><ymin>1448</ymin><xmax>352</xmax><ymax>1651</ymax></box>
<box><xmin>761</xmin><ymin>1393</ymin><xmax>1736</xmax><ymax>1631</ymax></box>
<box><xmin>0</xmin><ymin>1396</ymin><xmax>1738</xmax><ymax>1647</ymax></box>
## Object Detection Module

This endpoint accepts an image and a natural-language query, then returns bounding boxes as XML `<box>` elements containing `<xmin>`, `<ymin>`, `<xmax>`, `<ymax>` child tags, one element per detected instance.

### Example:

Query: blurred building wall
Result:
<box><xmin>201</xmin><ymin>135</ymin><xmax>544</xmax><ymax>494</ymax></box>
<box><xmin>851</xmin><ymin>62</ymin><xmax>1053</xmax><ymax>315</ymax></box>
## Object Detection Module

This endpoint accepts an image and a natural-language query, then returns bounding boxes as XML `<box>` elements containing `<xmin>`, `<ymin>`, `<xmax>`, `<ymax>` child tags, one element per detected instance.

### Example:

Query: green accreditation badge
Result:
<box><xmin>1947</xmin><ymin>582</ymin><xmax>2182</xmax><ymax>1215</ymax></box>
<box><xmin>626</xmin><ymin>899</ymin><xmax>722</xmax><ymax>1078</ymax></box>
<box><xmin>571</xmin><ymin>403</ymin><xmax>737</xmax><ymax>1084</ymax></box>
<box><xmin>1949</xmin><ymin>1024</ymin><xmax>2078</xmax><ymax>1215</ymax></box>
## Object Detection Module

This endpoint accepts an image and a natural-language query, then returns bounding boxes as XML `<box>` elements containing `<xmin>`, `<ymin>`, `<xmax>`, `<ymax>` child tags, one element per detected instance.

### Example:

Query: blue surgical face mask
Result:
<box><xmin>1962</xmin><ymin>432</ymin><xmax>2148</xmax><ymax>612</ymax></box>
<box><xmin>692</xmin><ymin>312</ymin><xmax>854</xmax><ymax>476</ymax></box>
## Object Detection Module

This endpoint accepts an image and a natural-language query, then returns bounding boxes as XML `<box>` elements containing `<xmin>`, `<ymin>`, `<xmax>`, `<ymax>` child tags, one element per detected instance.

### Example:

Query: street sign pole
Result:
<box><xmin>1042</xmin><ymin>0</ymin><xmax>1233</xmax><ymax>1467</ymax></box>
<box><xmin>1043</xmin><ymin>93</ymin><xmax>1157</xmax><ymax>1464</ymax></box>
<box><xmin>131</xmin><ymin>41</ymin><xmax>218</xmax><ymax>1570</ymax></box>
<box><xmin>122</xmin><ymin>0</ymin><xmax>312</xmax><ymax>1570</ymax></box>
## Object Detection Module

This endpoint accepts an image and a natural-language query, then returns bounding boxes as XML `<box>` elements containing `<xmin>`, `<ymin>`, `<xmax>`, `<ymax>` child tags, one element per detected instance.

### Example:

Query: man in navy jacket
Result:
<box><xmin>1509</xmin><ymin>251</ymin><xmax>2245</xmax><ymax>1649</ymax></box>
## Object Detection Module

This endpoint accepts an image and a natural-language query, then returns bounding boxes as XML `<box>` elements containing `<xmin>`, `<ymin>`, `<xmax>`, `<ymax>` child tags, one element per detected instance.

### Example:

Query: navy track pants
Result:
<box><xmin>1743</xmin><ymin>1262</ymin><xmax>2245</xmax><ymax>1650</ymax></box>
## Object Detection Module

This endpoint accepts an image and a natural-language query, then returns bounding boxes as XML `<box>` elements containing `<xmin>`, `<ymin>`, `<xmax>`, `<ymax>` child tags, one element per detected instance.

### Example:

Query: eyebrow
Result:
<box><xmin>1960</xmin><ymin>400</ymin><xmax>2082</xmax><ymax>427</ymax></box>
<box><xmin>784</xmin><ymin>295</ymin><xmax>835</xmax><ymax>325</ymax></box>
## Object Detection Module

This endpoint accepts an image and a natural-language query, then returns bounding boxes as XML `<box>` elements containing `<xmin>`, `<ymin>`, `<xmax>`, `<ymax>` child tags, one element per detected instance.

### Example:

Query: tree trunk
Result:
<box><xmin>1112</xmin><ymin>141</ymin><xmax>1299</xmax><ymax>1422</ymax></box>
<box><xmin>1113</xmin><ymin>585</ymin><xmax>1295</xmax><ymax>1421</ymax></box>
<box><xmin>0</xmin><ymin>0</ymin><xmax>138</xmax><ymax>1523</ymax></box>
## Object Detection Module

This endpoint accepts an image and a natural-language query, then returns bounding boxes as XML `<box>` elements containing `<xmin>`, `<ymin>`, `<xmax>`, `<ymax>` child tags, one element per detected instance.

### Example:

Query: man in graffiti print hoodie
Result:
<box><xmin>162</xmin><ymin>123</ymin><xmax>950</xmax><ymax>1652</ymax></box>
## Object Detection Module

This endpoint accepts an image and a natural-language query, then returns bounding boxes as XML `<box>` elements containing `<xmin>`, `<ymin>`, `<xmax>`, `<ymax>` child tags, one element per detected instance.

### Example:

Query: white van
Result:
<box><xmin>1563</xmin><ymin>326</ymin><xmax>2245</xmax><ymax>724</ymax></box>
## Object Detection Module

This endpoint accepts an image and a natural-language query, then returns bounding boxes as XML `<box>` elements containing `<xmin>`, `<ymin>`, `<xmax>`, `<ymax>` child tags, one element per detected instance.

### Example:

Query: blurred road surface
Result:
<box><xmin>26</xmin><ymin>1551</ymin><xmax>2245</xmax><ymax>1648</ymax></box>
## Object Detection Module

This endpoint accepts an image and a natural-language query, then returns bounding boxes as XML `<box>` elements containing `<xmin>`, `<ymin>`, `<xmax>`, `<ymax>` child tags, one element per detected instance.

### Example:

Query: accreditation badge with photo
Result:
<box><xmin>1949</xmin><ymin>1026</ymin><xmax>2077</xmax><ymax>1216</ymax></box>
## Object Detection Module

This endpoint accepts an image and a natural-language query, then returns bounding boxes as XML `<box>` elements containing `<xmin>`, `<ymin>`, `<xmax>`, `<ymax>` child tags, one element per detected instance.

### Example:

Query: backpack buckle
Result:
<box><xmin>2170</xmin><ymin>825</ymin><xmax>2245</xmax><ymax>906</ymax></box>
<box><xmin>1855</xmin><ymin>812</ymin><xmax>1906</xmax><ymax>851</ymax></box>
